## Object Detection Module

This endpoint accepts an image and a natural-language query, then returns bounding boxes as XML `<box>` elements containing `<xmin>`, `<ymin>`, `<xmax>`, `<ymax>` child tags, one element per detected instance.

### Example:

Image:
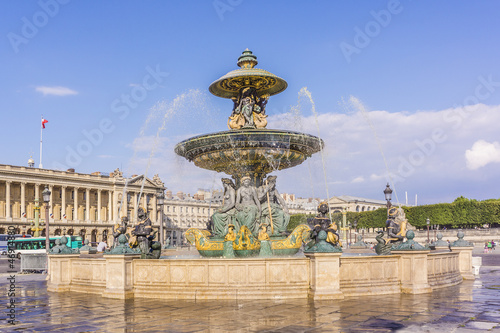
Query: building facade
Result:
<box><xmin>0</xmin><ymin>164</ymin><xmax>164</xmax><ymax>243</ymax></box>
<box><xmin>328</xmin><ymin>195</ymin><xmax>386</xmax><ymax>213</ymax></box>
<box><xmin>0</xmin><ymin>163</ymin><xmax>337</xmax><ymax>246</ymax></box>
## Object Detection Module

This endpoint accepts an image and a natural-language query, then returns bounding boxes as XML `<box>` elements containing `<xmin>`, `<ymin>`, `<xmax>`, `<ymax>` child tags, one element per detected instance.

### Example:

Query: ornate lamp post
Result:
<box><xmin>42</xmin><ymin>186</ymin><xmax>51</xmax><ymax>252</ymax></box>
<box><xmin>353</xmin><ymin>220</ymin><xmax>358</xmax><ymax>242</ymax></box>
<box><xmin>426</xmin><ymin>218</ymin><xmax>430</xmax><ymax>244</ymax></box>
<box><xmin>384</xmin><ymin>183</ymin><xmax>393</xmax><ymax>210</ymax></box>
<box><xmin>348</xmin><ymin>222</ymin><xmax>352</xmax><ymax>246</ymax></box>
<box><xmin>157</xmin><ymin>190</ymin><xmax>165</xmax><ymax>245</ymax></box>
<box><xmin>341</xmin><ymin>207</ymin><xmax>347</xmax><ymax>247</ymax></box>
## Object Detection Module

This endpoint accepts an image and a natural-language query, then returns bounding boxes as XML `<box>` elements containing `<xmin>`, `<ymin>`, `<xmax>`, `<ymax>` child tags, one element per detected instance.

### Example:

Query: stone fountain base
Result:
<box><xmin>47</xmin><ymin>247</ymin><xmax>474</xmax><ymax>300</ymax></box>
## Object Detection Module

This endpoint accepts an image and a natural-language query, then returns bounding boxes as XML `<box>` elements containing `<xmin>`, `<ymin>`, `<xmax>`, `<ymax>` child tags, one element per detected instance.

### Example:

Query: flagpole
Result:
<box><xmin>39</xmin><ymin>115</ymin><xmax>43</xmax><ymax>168</ymax></box>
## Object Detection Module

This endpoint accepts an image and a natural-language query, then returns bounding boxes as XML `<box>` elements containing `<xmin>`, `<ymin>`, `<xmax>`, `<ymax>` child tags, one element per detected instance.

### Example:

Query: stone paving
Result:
<box><xmin>0</xmin><ymin>249</ymin><xmax>499</xmax><ymax>332</ymax></box>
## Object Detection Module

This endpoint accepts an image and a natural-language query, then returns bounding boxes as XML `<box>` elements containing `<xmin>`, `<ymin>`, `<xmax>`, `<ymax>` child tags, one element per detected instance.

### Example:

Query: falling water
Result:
<box><xmin>297</xmin><ymin>87</ymin><xmax>332</xmax><ymax>213</ymax></box>
<box><xmin>342</xmin><ymin>95</ymin><xmax>400</xmax><ymax>206</ymax></box>
<box><xmin>117</xmin><ymin>89</ymin><xmax>209</xmax><ymax>219</ymax></box>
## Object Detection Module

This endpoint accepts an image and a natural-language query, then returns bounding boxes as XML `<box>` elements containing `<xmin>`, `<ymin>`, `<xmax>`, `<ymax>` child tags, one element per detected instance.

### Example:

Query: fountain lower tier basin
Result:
<box><xmin>47</xmin><ymin>248</ymin><xmax>474</xmax><ymax>300</ymax></box>
<box><xmin>174</xmin><ymin>129</ymin><xmax>323</xmax><ymax>178</ymax></box>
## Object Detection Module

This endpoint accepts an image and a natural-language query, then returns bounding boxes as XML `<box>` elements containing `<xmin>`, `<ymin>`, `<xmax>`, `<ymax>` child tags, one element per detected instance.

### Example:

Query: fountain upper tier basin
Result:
<box><xmin>174</xmin><ymin>129</ymin><xmax>324</xmax><ymax>180</ymax></box>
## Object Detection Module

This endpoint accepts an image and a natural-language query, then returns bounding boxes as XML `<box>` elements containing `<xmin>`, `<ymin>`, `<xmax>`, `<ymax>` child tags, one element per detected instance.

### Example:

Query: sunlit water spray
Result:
<box><xmin>118</xmin><ymin>89</ymin><xmax>209</xmax><ymax>219</ymax></box>
<box><xmin>342</xmin><ymin>96</ymin><xmax>400</xmax><ymax>206</ymax></box>
<box><xmin>297</xmin><ymin>87</ymin><xmax>332</xmax><ymax>217</ymax></box>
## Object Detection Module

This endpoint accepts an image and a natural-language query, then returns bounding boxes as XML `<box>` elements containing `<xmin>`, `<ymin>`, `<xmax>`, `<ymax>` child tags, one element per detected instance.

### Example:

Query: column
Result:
<box><xmin>133</xmin><ymin>192</ymin><xmax>138</xmax><ymax>221</ymax></box>
<box><xmin>123</xmin><ymin>191</ymin><xmax>128</xmax><ymax>219</ymax></box>
<box><xmin>5</xmin><ymin>181</ymin><xmax>11</xmax><ymax>219</ymax></box>
<box><xmin>108</xmin><ymin>190</ymin><xmax>113</xmax><ymax>222</ymax></box>
<box><xmin>35</xmin><ymin>183</ymin><xmax>40</xmax><ymax>201</ymax></box>
<box><xmin>85</xmin><ymin>188</ymin><xmax>90</xmax><ymax>221</ymax></box>
<box><xmin>20</xmin><ymin>182</ymin><xmax>26</xmax><ymax>221</ymax></box>
<box><xmin>142</xmin><ymin>194</ymin><xmax>147</xmax><ymax>215</ymax></box>
<box><xmin>97</xmin><ymin>189</ymin><xmax>102</xmax><ymax>222</ymax></box>
<box><xmin>113</xmin><ymin>190</ymin><xmax>119</xmax><ymax>222</ymax></box>
<box><xmin>61</xmin><ymin>186</ymin><xmax>66</xmax><ymax>220</ymax></box>
<box><xmin>49</xmin><ymin>185</ymin><xmax>54</xmax><ymax>220</ymax></box>
<box><xmin>152</xmin><ymin>194</ymin><xmax>157</xmax><ymax>223</ymax></box>
<box><xmin>73</xmin><ymin>187</ymin><xmax>79</xmax><ymax>221</ymax></box>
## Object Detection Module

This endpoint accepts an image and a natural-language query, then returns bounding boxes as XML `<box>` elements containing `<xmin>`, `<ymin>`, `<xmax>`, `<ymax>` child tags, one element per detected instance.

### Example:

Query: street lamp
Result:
<box><xmin>157</xmin><ymin>190</ymin><xmax>165</xmax><ymax>245</ymax></box>
<box><xmin>42</xmin><ymin>186</ymin><xmax>51</xmax><ymax>252</ymax></box>
<box><xmin>353</xmin><ymin>220</ymin><xmax>358</xmax><ymax>242</ymax></box>
<box><xmin>384</xmin><ymin>183</ymin><xmax>393</xmax><ymax>209</ymax></box>
<box><xmin>426</xmin><ymin>218</ymin><xmax>430</xmax><ymax>244</ymax></box>
<box><xmin>348</xmin><ymin>222</ymin><xmax>352</xmax><ymax>246</ymax></box>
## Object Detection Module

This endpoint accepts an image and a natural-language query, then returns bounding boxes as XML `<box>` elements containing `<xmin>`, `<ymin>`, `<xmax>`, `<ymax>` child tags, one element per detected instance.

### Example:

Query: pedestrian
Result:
<box><xmin>492</xmin><ymin>240</ymin><xmax>496</xmax><ymax>251</ymax></box>
<box><xmin>97</xmin><ymin>241</ymin><xmax>107</xmax><ymax>252</ymax></box>
<box><xmin>487</xmin><ymin>241</ymin><xmax>492</xmax><ymax>253</ymax></box>
<box><xmin>484</xmin><ymin>242</ymin><xmax>489</xmax><ymax>253</ymax></box>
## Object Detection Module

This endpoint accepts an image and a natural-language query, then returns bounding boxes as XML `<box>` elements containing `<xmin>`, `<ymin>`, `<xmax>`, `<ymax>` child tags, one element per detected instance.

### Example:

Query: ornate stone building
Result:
<box><xmin>328</xmin><ymin>195</ymin><xmax>386</xmax><ymax>213</ymax></box>
<box><xmin>0</xmin><ymin>163</ymin><xmax>164</xmax><ymax>243</ymax></box>
<box><xmin>0</xmin><ymin>162</ymin><xmax>335</xmax><ymax>246</ymax></box>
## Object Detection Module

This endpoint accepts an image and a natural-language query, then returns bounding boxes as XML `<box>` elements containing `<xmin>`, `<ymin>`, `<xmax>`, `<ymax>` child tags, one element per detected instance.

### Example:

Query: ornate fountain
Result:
<box><xmin>175</xmin><ymin>49</ymin><xmax>324</xmax><ymax>257</ymax></box>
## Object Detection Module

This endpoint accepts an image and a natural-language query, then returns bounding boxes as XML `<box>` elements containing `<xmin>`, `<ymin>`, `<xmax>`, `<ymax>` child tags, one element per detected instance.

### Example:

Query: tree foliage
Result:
<box><xmin>289</xmin><ymin>197</ymin><xmax>500</xmax><ymax>231</ymax></box>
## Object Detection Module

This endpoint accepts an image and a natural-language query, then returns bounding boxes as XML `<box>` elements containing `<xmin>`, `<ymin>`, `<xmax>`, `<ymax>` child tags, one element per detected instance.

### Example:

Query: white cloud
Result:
<box><xmin>352</xmin><ymin>176</ymin><xmax>364</xmax><ymax>183</ymax></box>
<box><xmin>124</xmin><ymin>92</ymin><xmax>500</xmax><ymax>204</ymax></box>
<box><xmin>465</xmin><ymin>140</ymin><xmax>500</xmax><ymax>170</ymax></box>
<box><xmin>35</xmin><ymin>86</ymin><xmax>78</xmax><ymax>96</ymax></box>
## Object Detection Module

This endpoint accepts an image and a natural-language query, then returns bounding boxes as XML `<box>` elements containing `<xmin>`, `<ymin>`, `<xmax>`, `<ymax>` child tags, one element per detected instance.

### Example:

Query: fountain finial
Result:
<box><xmin>237</xmin><ymin>49</ymin><xmax>258</xmax><ymax>69</ymax></box>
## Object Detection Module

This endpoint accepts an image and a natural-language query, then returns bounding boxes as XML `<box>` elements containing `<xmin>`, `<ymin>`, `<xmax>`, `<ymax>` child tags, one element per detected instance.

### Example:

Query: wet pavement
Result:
<box><xmin>0</xmin><ymin>248</ymin><xmax>499</xmax><ymax>333</ymax></box>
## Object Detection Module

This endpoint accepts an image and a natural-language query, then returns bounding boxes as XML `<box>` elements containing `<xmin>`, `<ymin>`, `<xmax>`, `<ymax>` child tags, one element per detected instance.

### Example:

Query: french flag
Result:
<box><xmin>42</xmin><ymin>118</ymin><xmax>48</xmax><ymax>129</ymax></box>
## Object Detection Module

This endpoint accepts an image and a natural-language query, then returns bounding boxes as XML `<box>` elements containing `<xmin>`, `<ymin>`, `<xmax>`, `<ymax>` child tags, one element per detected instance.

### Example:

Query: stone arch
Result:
<box><xmin>54</xmin><ymin>228</ymin><xmax>61</xmax><ymax>236</ymax></box>
<box><xmin>91</xmin><ymin>229</ymin><xmax>98</xmax><ymax>243</ymax></box>
<box><xmin>102</xmin><ymin>229</ymin><xmax>108</xmax><ymax>243</ymax></box>
<box><xmin>356</xmin><ymin>205</ymin><xmax>360</xmax><ymax>212</ymax></box>
<box><xmin>67</xmin><ymin>228</ymin><xmax>74</xmax><ymax>236</ymax></box>
<box><xmin>79</xmin><ymin>229</ymin><xmax>86</xmax><ymax>242</ymax></box>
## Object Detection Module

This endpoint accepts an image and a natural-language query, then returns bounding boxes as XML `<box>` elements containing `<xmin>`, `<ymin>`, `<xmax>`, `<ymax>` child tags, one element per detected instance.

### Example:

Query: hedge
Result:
<box><xmin>288</xmin><ymin>197</ymin><xmax>500</xmax><ymax>231</ymax></box>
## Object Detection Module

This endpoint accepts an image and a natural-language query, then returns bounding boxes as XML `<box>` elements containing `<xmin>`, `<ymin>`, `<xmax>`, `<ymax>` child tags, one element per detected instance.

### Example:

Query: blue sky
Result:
<box><xmin>1</xmin><ymin>0</ymin><xmax>499</xmax><ymax>205</ymax></box>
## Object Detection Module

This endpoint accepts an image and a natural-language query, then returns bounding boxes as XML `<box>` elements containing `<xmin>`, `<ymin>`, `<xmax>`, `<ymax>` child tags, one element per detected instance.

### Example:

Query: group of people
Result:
<box><xmin>484</xmin><ymin>240</ymin><xmax>496</xmax><ymax>253</ymax></box>
<box><xmin>211</xmin><ymin>175</ymin><xmax>290</xmax><ymax>238</ymax></box>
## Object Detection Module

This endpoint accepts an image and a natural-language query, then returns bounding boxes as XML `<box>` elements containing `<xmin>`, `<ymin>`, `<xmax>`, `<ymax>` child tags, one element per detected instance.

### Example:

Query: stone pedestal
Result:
<box><xmin>304</xmin><ymin>252</ymin><xmax>344</xmax><ymax>300</ymax></box>
<box><xmin>102</xmin><ymin>254</ymin><xmax>140</xmax><ymax>299</ymax></box>
<box><xmin>392</xmin><ymin>251</ymin><xmax>432</xmax><ymax>294</ymax></box>
<box><xmin>47</xmin><ymin>254</ymin><xmax>79</xmax><ymax>292</ymax></box>
<box><xmin>451</xmin><ymin>246</ymin><xmax>475</xmax><ymax>280</ymax></box>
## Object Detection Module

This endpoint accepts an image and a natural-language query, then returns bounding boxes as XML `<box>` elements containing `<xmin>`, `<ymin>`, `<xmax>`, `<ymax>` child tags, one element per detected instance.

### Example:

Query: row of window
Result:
<box><xmin>166</xmin><ymin>206</ymin><xmax>215</xmax><ymax>215</ymax></box>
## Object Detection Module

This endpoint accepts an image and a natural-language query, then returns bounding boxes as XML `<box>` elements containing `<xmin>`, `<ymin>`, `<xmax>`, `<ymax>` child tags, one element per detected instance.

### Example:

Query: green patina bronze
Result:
<box><xmin>430</xmin><ymin>232</ymin><xmax>449</xmax><ymax>248</ymax></box>
<box><xmin>450</xmin><ymin>230</ymin><xmax>474</xmax><ymax>247</ymax></box>
<box><xmin>391</xmin><ymin>230</ymin><xmax>429</xmax><ymax>251</ymax></box>
<box><xmin>108</xmin><ymin>234</ymin><xmax>140</xmax><ymax>255</ymax></box>
<box><xmin>177</xmin><ymin>50</ymin><xmax>323</xmax><ymax>257</ymax></box>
